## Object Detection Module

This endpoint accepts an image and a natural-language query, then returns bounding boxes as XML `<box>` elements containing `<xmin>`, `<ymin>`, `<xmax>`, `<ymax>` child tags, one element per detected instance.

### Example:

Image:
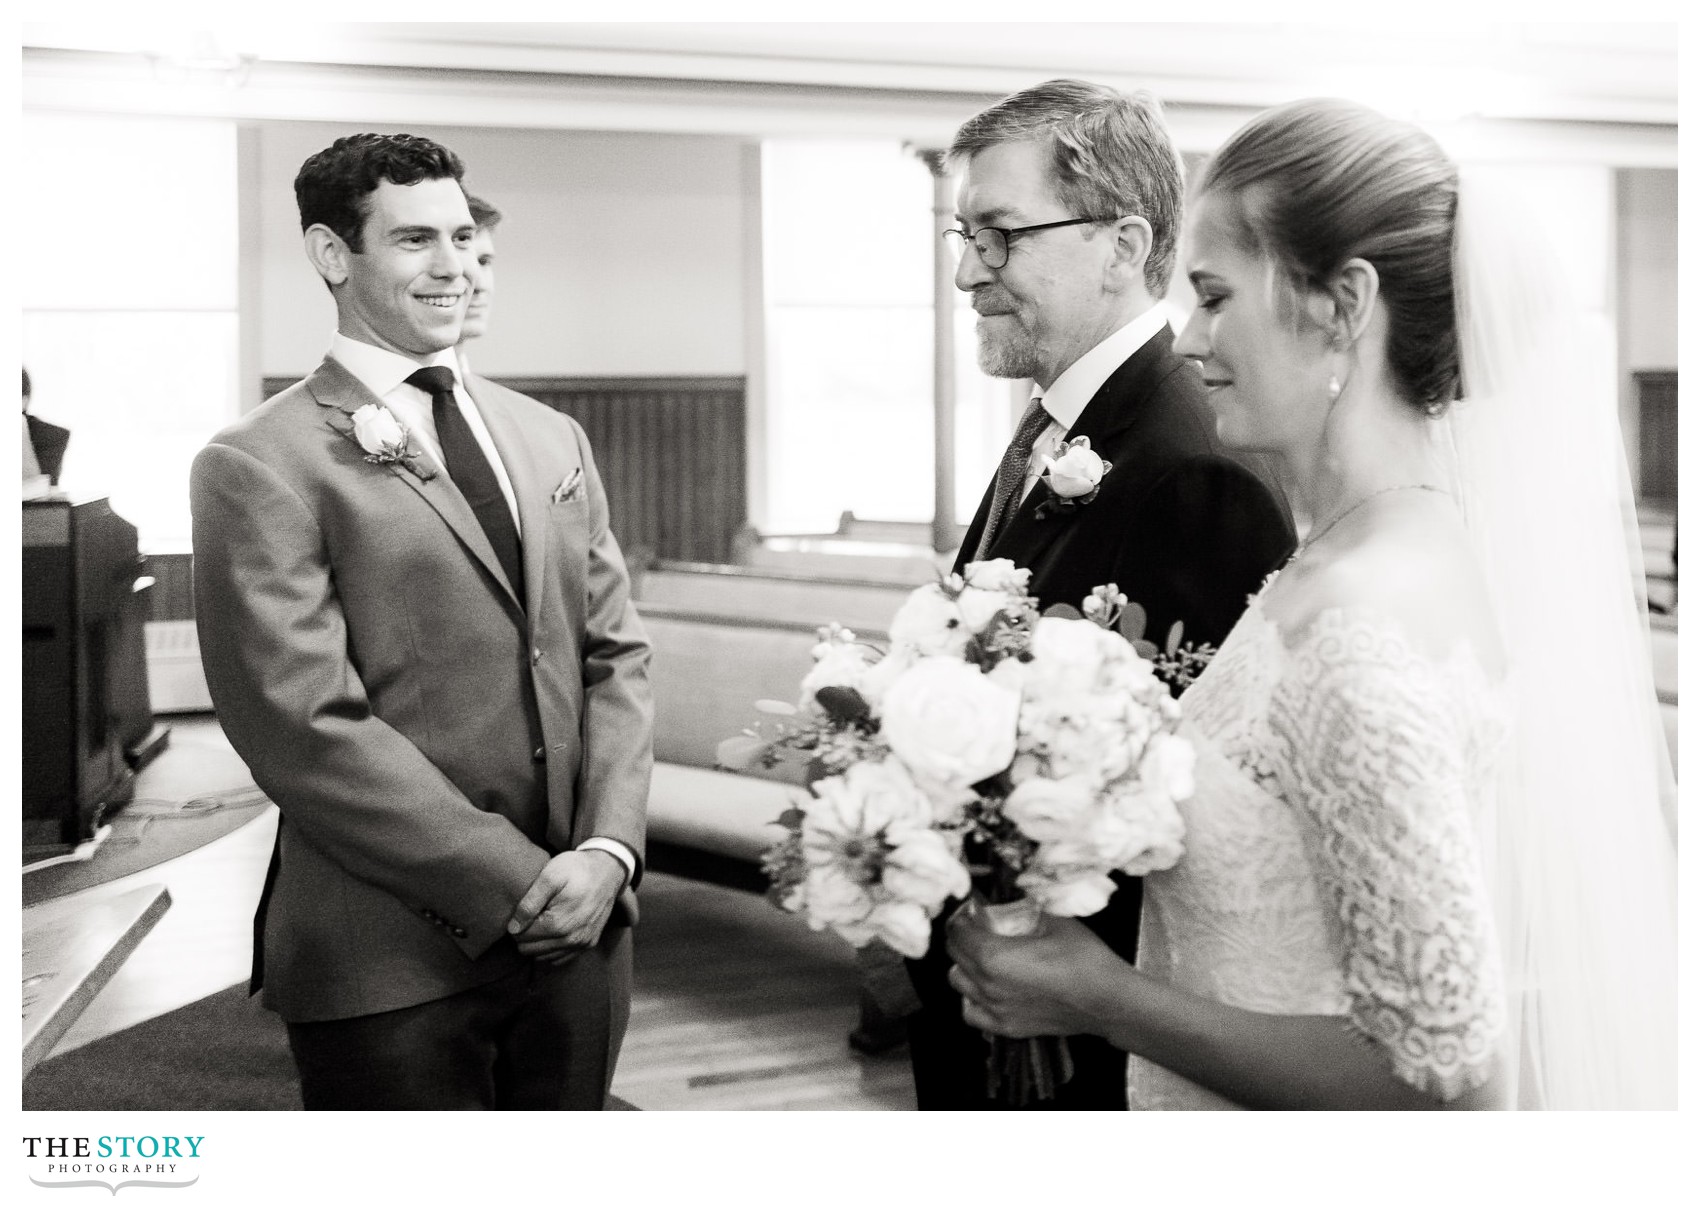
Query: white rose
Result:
<box><xmin>963</xmin><ymin>558</ymin><xmax>1031</xmax><ymax>595</ymax></box>
<box><xmin>868</xmin><ymin>899</ymin><xmax>934</xmax><ymax>959</ymax></box>
<box><xmin>1098</xmin><ymin>788</ymin><xmax>1187</xmax><ymax>874</ymax></box>
<box><xmin>1021</xmin><ymin>697</ymin><xmax>1126</xmax><ymax>781</ymax></box>
<box><xmin>1033</xmin><ymin>830</ymin><xmax>1119</xmax><ymax>875</ymax></box>
<box><xmin>1007</xmin><ymin>750</ymin><xmax>1043</xmax><ymax>784</ymax></box>
<box><xmin>1002</xmin><ymin>774</ymin><xmax>1098</xmax><ymax>844</ymax></box>
<box><xmin>350</xmin><ymin>403</ymin><xmax>406</xmax><ymax>454</ymax></box>
<box><xmin>1105</xmin><ymin>654</ymin><xmax>1166</xmax><ymax>704</ymax></box>
<box><xmin>889</xmin><ymin>586</ymin><xmax>970</xmax><ymax>657</ymax></box>
<box><xmin>1019</xmin><ymin>870</ymin><xmax>1117</xmax><ymax>918</ymax></box>
<box><xmin>1042</xmin><ymin>441</ymin><xmax>1107</xmax><ymax>499</ymax></box>
<box><xmin>1028</xmin><ymin>617</ymin><xmax>1115</xmax><ymax>696</ymax></box>
<box><xmin>954</xmin><ymin>585</ymin><xmax>1011</xmax><ymax>633</ymax></box>
<box><xmin>881</xmin><ymin>828</ymin><xmax>970</xmax><ymax>909</ymax></box>
<box><xmin>986</xmin><ymin>654</ymin><xmax>1032</xmax><ymax>695</ymax></box>
<box><xmin>1118</xmin><ymin>835</ymin><xmax>1186</xmax><ymax>877</ymax></box>
<box><xmin>855</xmin><ymin>648</ymin><xmax>916</xmax><ymax>715</ymax></box>
<box><xmin>1138</xmin><ymin>733</ymin><xmax>1197</xmax><ymax>803</ymax></box>
<box><xmin>905</xmin><ymin>768</ymin><xmax>980</xmax><ymax>823</ymax></box>
<box><xmin>880</xmin><ymin>657</ymin><xmax>1019</xmax><ymax>787</ymax></box>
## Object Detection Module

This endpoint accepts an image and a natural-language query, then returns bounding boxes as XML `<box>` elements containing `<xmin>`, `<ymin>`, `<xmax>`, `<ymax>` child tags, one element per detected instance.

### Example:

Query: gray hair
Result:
<box><xmin>950</xmin><ymin>78</ymin><xmax>1185</xmax><ymax>295</ymax></box>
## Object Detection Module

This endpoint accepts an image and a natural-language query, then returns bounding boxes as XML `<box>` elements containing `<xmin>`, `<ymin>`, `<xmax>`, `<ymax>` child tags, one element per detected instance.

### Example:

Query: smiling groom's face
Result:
<box><xmin>335</xmin><ymin>176</ymin><xmax>476</xmax><ymax>358</ymax></box>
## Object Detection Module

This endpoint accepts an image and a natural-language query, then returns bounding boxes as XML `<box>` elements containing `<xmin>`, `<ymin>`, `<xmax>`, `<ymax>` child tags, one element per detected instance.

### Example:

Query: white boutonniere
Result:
<box><xmin>329</xmin><ymin>404</ymin><xmax>435</xmax><ymax>481</ymax></box>
<box><xmin>1033</xmin><ymin>435</ymin><xmax>1110</xmax><ymax>520</ymax></box>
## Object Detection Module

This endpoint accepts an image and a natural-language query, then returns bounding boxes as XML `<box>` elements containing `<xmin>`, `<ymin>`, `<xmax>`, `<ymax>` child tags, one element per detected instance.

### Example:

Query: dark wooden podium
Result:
<box><xmin>22</xmin><ymin>496</ymin><xmax>165</xmax><ymax>855</ymax></box>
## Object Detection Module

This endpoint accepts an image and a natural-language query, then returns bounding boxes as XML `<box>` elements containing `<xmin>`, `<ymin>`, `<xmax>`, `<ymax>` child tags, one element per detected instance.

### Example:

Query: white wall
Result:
<box><xmin>257</xmin><ymin>122</ymin><xmax>748</xmax><ymax>378</ymax></box>
<box><xmin>1618</xmin><ymin>168</ymin><xmax>1678</xmax><ymax>372</ymax></box>
<box><xmin>1613</xmin><ymin>167</ymin><xmax>1678</xmax><ymax>496</ymax></box>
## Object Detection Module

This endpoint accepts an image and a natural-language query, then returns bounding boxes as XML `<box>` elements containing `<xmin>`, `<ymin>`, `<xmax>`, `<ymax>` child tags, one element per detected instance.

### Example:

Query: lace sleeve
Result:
<box><xmin>1267</xmin><ymin>609</ymin><xmax>1507</xmax><ymax>1102</ymax></box>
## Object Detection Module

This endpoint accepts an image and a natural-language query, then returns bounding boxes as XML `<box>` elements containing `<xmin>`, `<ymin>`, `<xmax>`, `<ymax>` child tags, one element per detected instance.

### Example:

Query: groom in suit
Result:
<box><xmin>191</xmin><ymin>133</ymin><xmax>652</xmax><ymax>1109</ymax></box>
<box><xmin>906</xmin><ymin>80</ymin><xmax>1295</xmax><ymax>1109</ymax></box>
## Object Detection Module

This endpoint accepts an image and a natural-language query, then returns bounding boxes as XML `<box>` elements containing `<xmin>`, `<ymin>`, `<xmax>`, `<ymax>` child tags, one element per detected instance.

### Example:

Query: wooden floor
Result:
<box><xmin>35</xmin><ymin>715</ymin><xmax>916</xmax><ymax>1110</ymax></box>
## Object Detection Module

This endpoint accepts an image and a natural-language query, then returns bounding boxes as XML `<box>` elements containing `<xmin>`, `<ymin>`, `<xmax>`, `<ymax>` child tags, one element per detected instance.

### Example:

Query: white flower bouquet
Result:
<box><xmin>719</xmin><ymin>559</ymin><xmax>1195</xmax><ymax>1104</ymax></box>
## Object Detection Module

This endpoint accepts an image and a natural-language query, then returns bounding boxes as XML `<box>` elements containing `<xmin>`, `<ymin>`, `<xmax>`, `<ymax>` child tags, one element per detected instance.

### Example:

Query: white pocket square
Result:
<box><xmin>551</xmin><ymin>468</ymin><xmax>585</xmax><ymax>504</ymax></box>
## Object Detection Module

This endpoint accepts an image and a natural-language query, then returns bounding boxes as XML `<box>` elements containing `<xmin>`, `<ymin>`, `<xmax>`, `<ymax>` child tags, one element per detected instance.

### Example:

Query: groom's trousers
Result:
<box><xmin>284</xmin><ymin>925</ymin><xmax>631</xmax><ymax>1110</ymax></box>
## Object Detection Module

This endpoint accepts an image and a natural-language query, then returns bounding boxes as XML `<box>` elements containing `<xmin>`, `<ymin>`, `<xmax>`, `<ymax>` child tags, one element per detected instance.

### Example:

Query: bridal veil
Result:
<box><xmin>1444</xmin><ymin>169</ymin><xmax>1677</xmax><ymax>1109</ymax></box>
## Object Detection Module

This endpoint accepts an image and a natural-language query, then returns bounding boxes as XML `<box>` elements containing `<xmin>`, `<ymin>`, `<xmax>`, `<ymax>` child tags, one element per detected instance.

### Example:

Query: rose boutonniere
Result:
<box><xmin>1033</xmin><ymin>435</ymin><xmax>1110</xmax><ymax>520</ymax></box>
<box><xmin>329</xmin><ymin>404</ymin><xmax>435</xmax><ymax>481</ymax></box>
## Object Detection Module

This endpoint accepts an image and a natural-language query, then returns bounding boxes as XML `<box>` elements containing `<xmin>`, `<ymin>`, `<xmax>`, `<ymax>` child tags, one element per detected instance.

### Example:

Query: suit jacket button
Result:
<box><xmin>531</xmin><ymin>648</ymin><xmax>544</xmax><ymax>666</ymax></box>
<box><xmin>452</xmin><ymin>927</ymin><xmax>467</xmax><ymax>939</ymax></box>
<box><xmin>532</xmin><ymin>747</ymin><xmax>546</xmax><ymax>763</ymax></box>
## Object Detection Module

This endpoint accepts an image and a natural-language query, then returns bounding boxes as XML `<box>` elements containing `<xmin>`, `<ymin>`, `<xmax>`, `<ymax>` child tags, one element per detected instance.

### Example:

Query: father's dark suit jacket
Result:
<box><xmin>907</xmin><ymin>327</ymin><xmax>1295</xmax><ymax>1110</ymax></box>
<box><xmin>191</xmin><ymin>358</ymin><xmax>652</xmax><ymax>1097</ymax></box>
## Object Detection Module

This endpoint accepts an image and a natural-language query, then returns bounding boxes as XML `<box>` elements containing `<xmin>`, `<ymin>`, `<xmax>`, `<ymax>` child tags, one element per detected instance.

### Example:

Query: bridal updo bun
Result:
<box><xmin>1196</xmin><ymin>98</ymin><xmax>1462</xmax><ymax>414</ymax></box>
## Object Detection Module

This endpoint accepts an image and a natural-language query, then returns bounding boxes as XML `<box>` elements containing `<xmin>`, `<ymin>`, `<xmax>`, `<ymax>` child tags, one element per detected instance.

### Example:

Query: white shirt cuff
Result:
<box><xmin>576</xmin><ymin>837</ymin><xmax>637</xmax><ymax>887</ymax></box>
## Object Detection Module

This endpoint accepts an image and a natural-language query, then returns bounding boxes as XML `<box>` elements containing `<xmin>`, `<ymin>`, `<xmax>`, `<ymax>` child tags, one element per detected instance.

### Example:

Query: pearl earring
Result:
<box><xmin>1327</xmin><ymin>374</ymin><xmax>1342</xmax><ymax>401</ymax></box>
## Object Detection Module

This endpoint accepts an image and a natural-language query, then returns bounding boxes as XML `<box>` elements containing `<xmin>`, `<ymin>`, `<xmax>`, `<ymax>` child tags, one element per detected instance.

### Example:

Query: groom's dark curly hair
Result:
<box><xmin>294</xmin><ymin>133</ymin><xmax>466</xmax><ymax>252</ymax></box>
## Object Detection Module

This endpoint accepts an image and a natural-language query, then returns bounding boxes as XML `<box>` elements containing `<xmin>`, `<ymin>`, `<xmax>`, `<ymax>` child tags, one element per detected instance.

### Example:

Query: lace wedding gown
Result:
<box><xmin>1128</xmin><ymin>590</ymin><xmax>1511</xmax><ymax>1110</ymax></box>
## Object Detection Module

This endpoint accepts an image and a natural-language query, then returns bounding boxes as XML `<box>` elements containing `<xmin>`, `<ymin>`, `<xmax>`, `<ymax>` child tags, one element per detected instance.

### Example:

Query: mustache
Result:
<box><xmin>972</xmin><ymin>290</ymin><xmax>1018</xmax><ymax>316</ymax></box>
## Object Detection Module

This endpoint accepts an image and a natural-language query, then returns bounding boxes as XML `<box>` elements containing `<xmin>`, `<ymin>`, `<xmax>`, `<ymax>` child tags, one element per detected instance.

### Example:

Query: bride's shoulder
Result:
<box><xmin>1265</xmin><ymin>506</ymin><xmax>1507</xmax><ymax>679</ymax></box>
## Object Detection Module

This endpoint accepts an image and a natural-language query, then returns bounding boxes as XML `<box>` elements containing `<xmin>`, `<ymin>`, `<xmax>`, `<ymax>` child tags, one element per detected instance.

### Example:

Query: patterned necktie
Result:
<box><xmin>404</xmin><ymin>366</ymin><xmax>524</xmax><ymax>598</ymax></box>
<box><xmin>974</xmin><ymin>397</ymin><xmax>1052</xmax><ymax>561</ymax></box>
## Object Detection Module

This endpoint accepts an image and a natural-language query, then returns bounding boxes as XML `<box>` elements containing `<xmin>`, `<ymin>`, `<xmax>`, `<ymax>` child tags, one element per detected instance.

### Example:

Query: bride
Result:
<box><xmin>946</xmin><ymin>98</ymin><xmax>1676</xmax><ymax>1109</ymax></box>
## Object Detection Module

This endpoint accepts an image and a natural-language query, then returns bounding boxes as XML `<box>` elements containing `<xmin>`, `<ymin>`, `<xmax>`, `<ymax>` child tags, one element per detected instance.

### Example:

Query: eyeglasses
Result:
<box><xmin>941</xmin><ymin>217</ymin><xmax>1109</xmax><ymax>270</ymax></box>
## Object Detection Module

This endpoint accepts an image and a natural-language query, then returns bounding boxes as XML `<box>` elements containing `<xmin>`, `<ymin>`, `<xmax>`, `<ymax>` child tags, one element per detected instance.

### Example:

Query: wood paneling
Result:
<box><xmin>1636</xmin><ymin>370</ymin><xmax>1677</xmax><ymax>506</ymax></box>
<box><xmin>263</xmin><ymin>375</ymin><xmax>748</xmax><ymax>565</ymax></box>
<box><xmin>142</xmin><ymin>551</ymin><xmax>195</xmax><ymax>621</ymax></box>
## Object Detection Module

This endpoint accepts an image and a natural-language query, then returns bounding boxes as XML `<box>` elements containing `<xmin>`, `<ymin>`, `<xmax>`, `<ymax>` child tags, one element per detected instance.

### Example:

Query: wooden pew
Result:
<box><xmin>635</xmin><ymin>565</ymin><xmax>903</xmax><ymax>887</ymax></box>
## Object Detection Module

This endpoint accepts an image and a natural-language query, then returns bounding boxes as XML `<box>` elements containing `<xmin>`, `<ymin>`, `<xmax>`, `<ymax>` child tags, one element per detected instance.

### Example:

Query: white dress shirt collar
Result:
<box><xmin>328</xmin><ymin>333</ymin><xmax>460</xmax><ymax>401</ymax></box>
<box><xmin>1037</xmin><ymin>302</ymin><xmax>1171</xmax><ymax>431</ymax></box>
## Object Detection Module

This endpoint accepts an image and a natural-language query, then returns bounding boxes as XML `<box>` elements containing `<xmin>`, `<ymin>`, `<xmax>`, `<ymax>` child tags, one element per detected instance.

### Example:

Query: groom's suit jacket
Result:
<box><xmin>191</xmin><ymin>357</ymin><xmax>652</xmax><ymax>1023</ymax></box>
<box><xmin>908</xmin><ymin>327</ymin><xmax>1294</xmax><ymax>1110</ymax></box>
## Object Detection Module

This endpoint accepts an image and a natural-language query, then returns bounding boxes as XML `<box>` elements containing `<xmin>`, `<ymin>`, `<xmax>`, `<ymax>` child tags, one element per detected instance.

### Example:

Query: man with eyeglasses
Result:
<box><xmin>910</xmin><ymin>78</ymin><xmax>1295</xmax><ymax>1110</ymax></box>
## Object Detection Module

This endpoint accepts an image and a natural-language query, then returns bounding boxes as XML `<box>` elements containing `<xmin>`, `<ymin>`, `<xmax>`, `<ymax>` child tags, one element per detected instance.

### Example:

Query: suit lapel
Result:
<box><xmin>308</xmin><ymin>357</ymin><xmax>523</xmax><ymax>612</ymax></box>
<box><xmin>982</xmin><ymin>330</ymin><xmax>1181</xmax><ymax>569</ymax></box>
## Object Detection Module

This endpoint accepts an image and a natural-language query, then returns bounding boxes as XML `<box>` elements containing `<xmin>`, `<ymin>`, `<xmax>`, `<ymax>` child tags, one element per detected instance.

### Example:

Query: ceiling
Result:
<box><xmin>21</xmin><ymin>21</ymin><xmax>1680</xmax><ymax>162</ymax></box>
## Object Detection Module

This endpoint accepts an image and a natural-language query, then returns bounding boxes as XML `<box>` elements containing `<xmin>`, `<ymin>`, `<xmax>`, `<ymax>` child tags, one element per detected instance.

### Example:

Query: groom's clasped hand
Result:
<box><xmin>507</xmin><ymin>849</ymin><xmax>628</xmax><ymax>963</ymax></box>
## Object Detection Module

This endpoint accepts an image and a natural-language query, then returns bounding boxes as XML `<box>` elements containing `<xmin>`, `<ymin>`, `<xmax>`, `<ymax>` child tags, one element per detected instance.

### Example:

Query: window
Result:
<box><xmin>760</xmin><ymin>139</ymin><xmax>1009</xmax><ymax>536</ymax></box>
<box><xmin>23</xmin><ymin>113</ymin><xmax>241</xmax><ymax>550</ymax></box>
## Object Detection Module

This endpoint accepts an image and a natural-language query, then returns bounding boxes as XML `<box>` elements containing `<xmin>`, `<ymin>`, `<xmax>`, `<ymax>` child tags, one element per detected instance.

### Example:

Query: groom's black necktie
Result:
<box><xmin>974</xmin><ymin>397</ymin><xmax>1052</xmax><ymax>562</ymax></box>
<box><xmin>405</xmin><ymin>366</ymin><xmax>524</xmax><ymax>598</ymax></box>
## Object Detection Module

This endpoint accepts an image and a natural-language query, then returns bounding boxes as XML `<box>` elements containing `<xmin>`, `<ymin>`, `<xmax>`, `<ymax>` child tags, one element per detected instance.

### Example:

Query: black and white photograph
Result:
<box><xmin>12</xmin><ymin>11</ymin><xmax>1686</xmax><ymax>1205</ymax></box>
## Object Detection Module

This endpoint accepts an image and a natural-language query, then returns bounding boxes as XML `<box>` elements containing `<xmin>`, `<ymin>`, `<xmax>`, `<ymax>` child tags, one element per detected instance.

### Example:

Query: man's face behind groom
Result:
<box><xmin>334</xmin><ymin>177</ymin><xmax>477</xmax><ymax>358</ymax></box>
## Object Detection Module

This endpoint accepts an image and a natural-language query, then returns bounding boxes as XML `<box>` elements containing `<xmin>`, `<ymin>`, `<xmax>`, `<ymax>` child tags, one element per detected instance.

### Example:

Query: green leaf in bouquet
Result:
<box><xmin>1041</xmin><ymin>603</ymin><xmax>1083</xmax><ymax>620</ymax></box>
<box><xmin>1118</xmin><ymin>600</ymin><xmax>1148</xmax><ymax>643</ymax></box>
<box><xmin>1165</xmin><ymin>619</ymin><xmax>1186</xmax><ymax>656</ymax></box>
<box><xmin>814</xmin><ymin>684</ymin><xmax>872</xmax><ymax>726</ymax></box>
<box><xmin>715</xmin><ymin>733</ymin><xmax>770</xmax><ymax>771</ymax></box>
<box><xmin>755</xmin><ymin>698</ymin><xmax>798</xmax><ymax>716</ymax></box>
<box><xmin>774</xmin><ymin>805</ymin><xmax>807</xmax><ymax>831</ymax></box>
<box><xmin>1132</xmin><ymin>638</ymin><xmax>1160</xmax><ymax>660</ymax></box>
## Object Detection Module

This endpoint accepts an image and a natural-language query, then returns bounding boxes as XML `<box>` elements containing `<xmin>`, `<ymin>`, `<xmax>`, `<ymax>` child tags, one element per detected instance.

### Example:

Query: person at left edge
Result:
<box><xmin>190</xmin><ymin>133</ymin><xmax>653</xmax><ymax>1110</ymax></box>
